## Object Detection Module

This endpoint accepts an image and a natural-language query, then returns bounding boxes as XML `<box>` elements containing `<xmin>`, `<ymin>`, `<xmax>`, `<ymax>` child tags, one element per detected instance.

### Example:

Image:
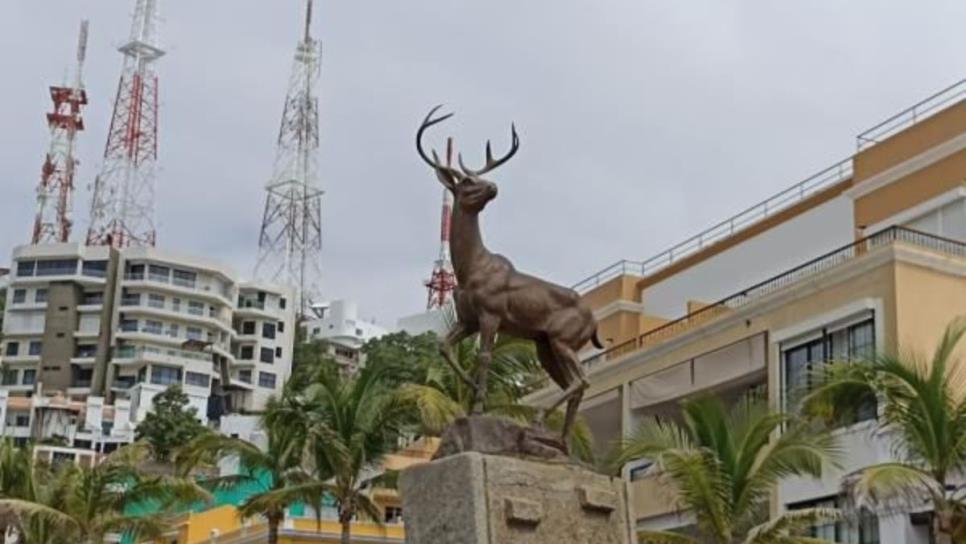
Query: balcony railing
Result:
<box><xmin>124</xmin><ymin>273</ymin><xmax>232</xmax><ymax>299</ymax></box>
<box><xmin>572</xmin><ymin>157</ymin><xmax>853</xmax><ymax>292</ymax></box>
<box><xmin>856</xmin><ymin>78</ymin><xmax>966</xmax><ymax>151</ymax></box>
<box><xmin>580</xmin><ymin>226</ymin><xmax>966</xmax><ymax>371</ymax></box>
<box><xmin>114</xmin><ymin>345</ymin><xmax>212</xmax><ymax>363</ymax></box>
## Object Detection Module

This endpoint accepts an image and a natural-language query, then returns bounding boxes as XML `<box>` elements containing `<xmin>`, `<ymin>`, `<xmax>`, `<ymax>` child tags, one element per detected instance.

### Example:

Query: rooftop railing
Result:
<box><xmin>579</xmin><ymin>226</ymin><xmax>966</xmax><ymax>372</ymax></box>
<box><xmin>572</xmin><ymin>157</ymin><xmax>853</xmax><ymax>293</ymax></box>
<box><xmin>856</xmin><ymin>78</ymin><xmax>966</xmax><ymax>151</ymax></box>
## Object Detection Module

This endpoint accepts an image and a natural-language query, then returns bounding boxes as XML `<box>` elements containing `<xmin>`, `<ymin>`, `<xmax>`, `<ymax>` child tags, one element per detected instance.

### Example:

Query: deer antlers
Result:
<box><xmin>416</xmin><ymin>105</ymin><xmax>520</xmax><ymax>179</ymax></box>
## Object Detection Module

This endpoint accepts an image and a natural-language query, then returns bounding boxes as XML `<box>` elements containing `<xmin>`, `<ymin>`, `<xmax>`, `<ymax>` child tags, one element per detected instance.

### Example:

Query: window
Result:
<box><xmin>241</xmin><ymin>321</ymin><xmax>256</xmax><ymax>335</ymax></box>
<box><xmin>258</xmin><ymin>372</ymin><xmax>277</xmax><ymax>389</ymax></box>
<box><xmin>238</xmin><ymin>370</ymin><xmax>252</xmax><ymax>383</ymax></box>
<box><xmin>148</xmin><ymin>264</ymin><xmax>170</xmax><ymax>282</ymax></box>
<box><xmin>143</xmin><ymin>320</ymin><xmax>163</xmax><ymax>335</ymax></box>
<box><xmin>5</xmin><ymin>343</ymin><xmax>19</xmax><ymax>357</ymax></box>
<box><xmin>279</xmin><ymin>297</ymin><xmax>287</xmax><ymax>310</ymax></box>
<box><xmin>185</xmin><ymin>372</ymin><xmax>210</xmax><ymax>388</ymax></box>
<box><xmin>385</xmin><ymin>506</ymin><xmax>403</xmax><ymax>524</ymax></box>
<box><xmin>119</xmin><ymin>319</ymin><xmax>138</xmax><ymax>332</ymax></box>
<box><xmin>186</xmin><ymin>327</ymin><xmax>203</xmax><ymax>341</ymax></box>
<box><xmin>188</xmin><ymin>301</ymin><xmax>204</xmax><ymax>316</ymax></box>
<box><xmin>126</xmin><ymin>263</ymin><xmax>145</xmax><ymax>280</ymax></box>
<box><xmin>71</xmin><ymin>366</ymin><xmax>93</xmax><ymax>388</ymax></box>
<box><xmin>277</xmin><ymin>321</ymin><xmax>285</xmax><ymax>333</ymax></box>
<box><xmin>312</xmin><ymin>327</ymin><xmax>321</xmax><ymax>335</ymax></box>
<box><xmin>275</xmin><ymin>347</ymin><xmax>283</xmax><ymax>358</ymax></box>
<box><xmin>790</xmin><ymin>497</ymin><xmax>879</xmax><ymax>544</ymax></box>
<box><xmin>120</xmin><ymin>292</ymin><xmax>141</xmax><ymax>306</ymax></box>
<box><xmin>148</xmin><ymin>294</ymin><xmax>165</xmax><ymax>309</ymax></box>
<box><xmin>259</xmin><ymin>347</ymin><xmax>275</xmax><ymax>364</ymax></box>
<box><xmin>74</xmin><ymin>345</ymin><xmax>96</xmax><ymax>358</ymax></box>
<box><xmin>262</xmin><ymin>323</ymin><xmax>276</xmax><ymax>340</ymax></box>
<box><xmin>35</xmin><ymin>259</ymin><xmax>77</xmax><ymax>276</ymax></box>
<box><xmin>28</xmin><ymin>341</ymin><xmax>42</xmax><ymax>356</ymax></box>
<box><xmin>783</xmin><ymin>317</ymin><xmax>876</xmax><ymax>422</ymax></box>
<box><xmin>239</xmin><ymin>346</ymin><xmax>254</xmax><ymax>360</ymax></box>
<box><xmin>150</xmin><ymin>366</ymin><xmax>182</xmax><ymax>386</ymax></box>
<box><xmin>16</xmin><ymin>260</ymin><xmax>35</xmax><ymax>277</ymax></box>
<box><xmin>22</xmin><ymin>370</ymin><xmax>36</xmax><ymax>386</ymax></box>
<box><xmin>82</xmin><ymin>260</ymin><xmax>108</xmax><ymax>278</ymax></box>
<box><xmin>2</xmin><ymin>370</ymin><xmax>18</xmax><ymax>386</ymax></box>
<box><xmin>34</xmin><ymin>289</ymin><xmax>48</xmax><ymax>303</ymax></box>
<box><xmin>14</xmin><ymin>415</ymin><xmax>29</xmax><ymax>428</ymax></box>
<box><xmin>11</xmin><ymin>290</ymin><xmax>26</xmax><ymax>304</ymax></box>
<box><xmin>172</xmin><ymin>269</ymin><xmax>197</xmax><ymax>288</ymax></box>
<box><xmin>166</xmin><ymin>324</ymin><xmax>179</xmax><ymax>338</ymax></box>
<box><xmin>82</xmin><ymin>291</ymin><xmax>104</xmax><ymax>305</ymax></box>
<box><xmin>355</xmin><ymin>328</ymin><xmax>364</xmax><ymax>337</ymax></box>
<box><xmin>172</xmin><ymin>298</ymin><xmax>182</xmax><ymax>312</ymax></box>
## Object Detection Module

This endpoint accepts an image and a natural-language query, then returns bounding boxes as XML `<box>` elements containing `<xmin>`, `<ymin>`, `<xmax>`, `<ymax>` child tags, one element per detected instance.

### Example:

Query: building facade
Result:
<box><xmin>0</xmin><ymin>242</ymin><xmax>294</xmax><ymax>460</ymax></box>
<box><xmin>527</xmin><ymin>81</ymin><xmax>966</xmax><ymax>543</ymax></box>
<box><xmin>303</xmin><ymin>300</ymin><xmax>388</xmax><ymax>370</ymax></box>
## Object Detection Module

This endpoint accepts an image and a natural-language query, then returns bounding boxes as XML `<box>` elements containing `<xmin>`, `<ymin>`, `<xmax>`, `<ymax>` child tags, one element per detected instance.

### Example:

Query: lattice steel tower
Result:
<box><xmin>254</xmin><ymin>0</ymin><xmax>324</xmax><ymax>316</ymax></box>
<box><xmin>86</xmin><ymin>0</ymin><xmax>164</xmax><ymax>249</ymax></box>
<box><xmin>425</xmin><ymin>138</ymin><xmax>457</xmax><ymax>309</ymax></box>
<box><xmin>32</xmin><ymin>21</ymin><xmax>89</xmax><ymax>245</ymax></box>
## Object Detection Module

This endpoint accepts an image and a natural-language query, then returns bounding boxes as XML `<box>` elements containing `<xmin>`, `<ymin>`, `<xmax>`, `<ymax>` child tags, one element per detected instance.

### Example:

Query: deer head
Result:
<box><xmin>417</xmin><ymin>105</ymin><xmax>519</xmax><ymax>213</ymax></box>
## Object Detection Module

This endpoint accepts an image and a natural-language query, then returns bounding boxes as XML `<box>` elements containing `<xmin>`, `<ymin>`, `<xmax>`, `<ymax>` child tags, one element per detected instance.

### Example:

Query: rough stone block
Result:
<box><xmin>401</xmin><ymin>452</ymin><xmax>630</xmax><ymax>544</ymax></box>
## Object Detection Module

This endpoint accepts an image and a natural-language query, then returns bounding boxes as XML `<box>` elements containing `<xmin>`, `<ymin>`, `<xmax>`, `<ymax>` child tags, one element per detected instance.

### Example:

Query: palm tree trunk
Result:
<box><xmin>267</xmin><ymin>514</ymin><xmax>281</xmax><ymax>544</ymax></box>
<box><xmin>341</xmin><ymin>519</ymin><xmax>352</xmax><ymax>544</ymax></box>
<box><xmin>934</xmin><ymin>508</ymin><xmax>954</xmax><ymax>544</ymax></box>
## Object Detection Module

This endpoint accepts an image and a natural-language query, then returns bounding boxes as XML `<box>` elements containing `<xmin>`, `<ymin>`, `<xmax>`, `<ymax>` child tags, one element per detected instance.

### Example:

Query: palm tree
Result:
<box><xmin>610</xmin><ymin>397</ymin><xmax>840</xmax><ymax>544</ymax></box>
<box><xmin>802</xmin><ymin>317</ymin><xmax>966</xmax><ymax>544</ymax></box>
<box><xmin>383</xmin><ymin>331</ymin><xmax>596</xmax><ymax>461</ymax></box>
<box><xmin>255</xmin><ymin>363</ymin><xmax>410</xmax><ymax>544</ymax></box>
<box><xmin>177</xmin><ymin>394</ymin><xmax>318</xmax><ymax>544</ymax></box>
<box><xmin>0</xmin><ymin>442</ymin><xmax>210</xmax><ymax>543</ymax></box>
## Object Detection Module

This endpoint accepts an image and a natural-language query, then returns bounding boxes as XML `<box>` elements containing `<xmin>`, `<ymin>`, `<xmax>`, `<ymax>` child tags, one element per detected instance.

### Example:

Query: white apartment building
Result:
<box><xmin>0</xmin><ymin>242</ymin><xmax>294</xmax><ymax>459</ymax></box>
<box><xmin>303</xmin><ymin>300</ymin><xmax>389</xmax><ymax>369</ymax></box>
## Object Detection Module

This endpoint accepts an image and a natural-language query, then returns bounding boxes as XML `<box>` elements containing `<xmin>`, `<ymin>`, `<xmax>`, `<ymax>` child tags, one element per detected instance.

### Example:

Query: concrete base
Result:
<box><xmin>400</xmin><ymin>452</ymin><xmax>631</xmax><ymax>544</ymax></box>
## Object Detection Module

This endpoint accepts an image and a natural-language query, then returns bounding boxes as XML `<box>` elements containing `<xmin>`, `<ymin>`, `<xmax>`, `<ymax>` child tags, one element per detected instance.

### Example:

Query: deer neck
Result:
<box><xmin>449</xmin><ymin>206</ymin><xmax>488</xmax><ymax>281</ymax></box>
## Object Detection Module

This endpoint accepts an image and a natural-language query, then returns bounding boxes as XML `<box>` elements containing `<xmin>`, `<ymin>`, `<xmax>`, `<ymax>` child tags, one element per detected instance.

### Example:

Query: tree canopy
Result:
<box><xmin>135</xmin><ymin>386</ymin><xmax>209</xmax><ymax>463</ymax></box>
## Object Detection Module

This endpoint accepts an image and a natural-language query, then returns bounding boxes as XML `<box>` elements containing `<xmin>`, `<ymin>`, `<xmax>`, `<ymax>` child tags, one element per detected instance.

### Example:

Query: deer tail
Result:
<box><xmin>591</xmin><ymin>328</ymin><xmax>605</xmax><ymax>350</ymax></box>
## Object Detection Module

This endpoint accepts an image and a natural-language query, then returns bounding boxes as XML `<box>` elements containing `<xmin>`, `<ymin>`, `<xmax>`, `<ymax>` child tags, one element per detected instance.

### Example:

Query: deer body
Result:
<box><xmin>418</xmin><ymin>106</ymin><xmax>602</xmax><ymax>446</ymax></box>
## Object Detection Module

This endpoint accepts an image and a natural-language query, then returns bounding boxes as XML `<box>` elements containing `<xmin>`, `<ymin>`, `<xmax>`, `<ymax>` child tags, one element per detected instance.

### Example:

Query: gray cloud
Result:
<box><xmin>2</xmin><ymin>0</ymin><xmax>965</xmax><ymax>325</ymax></box>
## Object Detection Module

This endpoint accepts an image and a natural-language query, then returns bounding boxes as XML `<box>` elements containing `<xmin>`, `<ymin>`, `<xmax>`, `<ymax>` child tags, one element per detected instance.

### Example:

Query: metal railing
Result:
<box><xmin>572</xmin><ymin>157</ymin><xmax>853</xmax><ymax>293</ymax></box>
<box><xmin>856</xmin><ymin>78</ymin><xmax>966</xmax><ymax>151</ymax></box>
<box><xmin>580</xmin><ymin>226</ymin><xmax>966</xmax><ymax>371</ymax></box>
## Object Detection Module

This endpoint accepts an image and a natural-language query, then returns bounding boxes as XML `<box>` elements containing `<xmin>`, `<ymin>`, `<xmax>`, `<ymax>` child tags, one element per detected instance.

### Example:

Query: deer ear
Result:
<box><xmin>434</xmin><ymin>167</ymin><xmax>458</xmax><ymax>191</ymax></box>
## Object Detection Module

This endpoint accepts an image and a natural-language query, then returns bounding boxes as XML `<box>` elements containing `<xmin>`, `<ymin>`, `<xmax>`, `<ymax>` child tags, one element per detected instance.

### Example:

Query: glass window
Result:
<box><xmin>82</xmin><ymin>260</ymin><xmax>108</xmax><ymax>278</ymax></box>
<box><xmin>16</xmin><ymin>260</ymin><xmax>36</xmax><ymax>277</ymax></box>
<box><xmin>75</xmin><ymin>345</ymin><xmax>96</xmax><ymax>358</ymax></box>
<box><xmin>279</xmin><ymin>297</ymin><xmax>287</xmax><ymax>310</ymax></box>
<box><xmin>34</xmin><ymin>289</ymin><xmax>48</xmax><ymax>303</ymax></box>
<box><xmin>2</xmin><ymin>370</ymin><xmax>18</xmax><ymax>386</ymax></box>
<box><xmin>166</xmin><ymin>324</ymin><xmax>179</xmax><ymax>338</ymax></box>
<box><xmin>22</xmin><ymin>369</ymin><xmax>36</xmax><ymax>386</ymax></box>
<box><xmin>120</xmin><ymin>319</ymin><xmax>138</xmax><ymax>332</ymax></box>
<box><xmin>28</xmin><ymin>342</ymin><xmax>42</xmax><ymax>356</ymax></box>
<box><xmin>262</xmin><ymin>322</ymin><xmax>276</xmax><ymax>340</ymax></box>
<box><xmin>277</xmin><ymin>321</ymin><xmax>285</xmax><ymax>333</ymax></box>
<box><xmin>188</xmin><ymin>301</ymin><xmax>204</xmax><ymax>316</ymax></box>
<box><xmin>185</xmin><ymin>372</ymin><xmax>210</xmax><ymax>388</ymax></box>
<box><xmin>150</xmin><ymin>366</ymin><xmax>182</xmax><ymax>386</ymax></box>
<box><xmin>259</xmin><ymin>347</ymin><xmax>275</xmax><ymax>364</ymax></box>
<box><xmin>120</xmin><ymin>292</ymin><xmax>141</xmax><ymax>306</ymax></box>
<box><xmin>5</xmin><ymin>343</ymin><xmax>19</xmax><ymax>357</ymax></box>
<box><xmin>82</xmin><ymin>291</ymin><xmax>104</xmax><ymax>305</ymax></box>
<box><xmin>126</xmin><ymin>263</ymin><xmax>145</xmax><ymax>280</ymax></box>
<box><xmin>148</xmin><ymin>294</ymin><xmax>165</xmax><ymax>309</ymax></box>
<box><xmin>148</xmin><ymin>265</ymin><xmax>170</xmax><ymax>282</ymax></box>
<box><xmin>172</xmin><ymin>298</ymin><xmax>182</xmax><ymax>312</ymax></box>
<box><xmin>790</xmin><ymin>496</ymin><xmax>879</xmax><ymax>544</ymax></box>
<box><xmin>186</xmin><ymin>327</ymin><xmax>203</xmax><ymax>341</ymax></box>
<box><xmin>258</xmin><ymin>372</ymin><xmax>277</xmax><ymax>389</ymax></box>
<box><xmin>275</xmin><ymin>347</ymin><xmax>283</xmax><ymax>358</ymax></box>
<box><xmin>144</xmin><ymin>320</ymin><xmax>163</xmax><ymax>335</ymax></box>
<box><xmin>172</xmin><ymin>269</ymin><xmax>197</xmax><ymax>288</ymax></box>
<box><xmin>239</xmin><ymin>346</ymin><xmax>254</xmax><ymax>360</ymax></box>
<box><xmin>238</xmin><ymin>370</ymin><xmax>252</xmax><ymax>383</ymax></box>
<box><xmin>35</xmin><ymin>259</ymin><xmax>78</xmax><ymax>276</ymax></box>
<box><xmin>71</xmin><ymin>366</ymin><xmax>93</xmax><ymax>387</ymax></box>
<box><xmin>11</xmin><ymin>290</ymin><xmax>26</xmax><ymax>304</ymax></box>
<box><xmin>241</xmin><ymin>321</ymin><xmax>256</xmax><ymax>335</ymax></box>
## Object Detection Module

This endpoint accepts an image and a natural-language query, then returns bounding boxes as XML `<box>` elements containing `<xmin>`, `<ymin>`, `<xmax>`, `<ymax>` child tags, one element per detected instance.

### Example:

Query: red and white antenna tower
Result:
<box><xmin>31</xmin><ymin>21</ymin><xmax>89</xmax><ymax>245</ymax></box>
<box><xmin>425</xmin><ymin>138</ymin><xmax>457</xmax><ymax>309</ymax></box>
<box><xmin>86</xmin><ymin>0</ymin><xmax>164</xmax><ymax>249</ymax></box>
<box><xmin>254</xmin><ymin>0</ymin><xmax>324</xmax><ymax>317</ymax></box>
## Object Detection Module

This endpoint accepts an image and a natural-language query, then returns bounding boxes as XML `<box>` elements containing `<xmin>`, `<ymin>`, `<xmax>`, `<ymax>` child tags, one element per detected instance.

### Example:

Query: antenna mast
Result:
<box><xmin>254</xmin><ymin>0</ymin><xmax>324</xmax><ymax>317</ymax></box>
<box><xmin>86</xmin><ymin>0</ymin><xmax>164</xmax><ymax>248</ymax></box>
<box><xmin>425</xmin><ymin>138</ymin><xmax>457</xmax><ymax>309</ymax></box>
<box><xmin>31</xmin><ymin>20</ymin><xmax>89</xmax><ymax>245</ymax></box>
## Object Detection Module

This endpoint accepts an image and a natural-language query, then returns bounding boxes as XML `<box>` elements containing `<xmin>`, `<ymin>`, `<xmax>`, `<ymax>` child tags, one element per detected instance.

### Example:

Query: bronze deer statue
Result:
<box><xmin>416</xmin><ymin>106</ymin><xmax>604</xmax><ymax>444</ymax></box>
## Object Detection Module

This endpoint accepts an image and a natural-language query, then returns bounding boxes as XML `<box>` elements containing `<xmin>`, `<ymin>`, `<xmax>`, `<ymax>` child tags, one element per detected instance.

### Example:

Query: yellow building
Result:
<box><xmin>528</xmin><ymin>79</ymin><xmax>966</xmax><ymax>544</ymax></box>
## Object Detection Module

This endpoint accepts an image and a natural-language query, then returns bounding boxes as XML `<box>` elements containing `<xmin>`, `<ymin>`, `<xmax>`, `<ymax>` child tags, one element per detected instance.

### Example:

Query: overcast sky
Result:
<box><xmin>1</xmin><ymin>1</ymin><xmax>964</xmax><ymax>326</ymax></box>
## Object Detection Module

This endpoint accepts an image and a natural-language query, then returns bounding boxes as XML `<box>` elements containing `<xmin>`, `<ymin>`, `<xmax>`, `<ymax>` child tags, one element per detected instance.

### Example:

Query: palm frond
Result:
<box><xmin>742</xmin><ymin>507</ymin><xmax>840</xmax><ymax>544</ymax></box>
<box><xmin>635</xmin><ymin>529</ymin><xmax>700</xmax><ymax>544</ymax></box>
<box><xmin>845</xmin><ymin>462</ymin><xmax>940</xmax><ymax>510</ymax></box>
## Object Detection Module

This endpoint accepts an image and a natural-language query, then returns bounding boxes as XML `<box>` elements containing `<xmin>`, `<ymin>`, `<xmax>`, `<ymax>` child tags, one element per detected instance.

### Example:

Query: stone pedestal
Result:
<box><xmin>400</xmin><ymin>452</ymin><xmax>631</xmax><ymax>544</ymax></box>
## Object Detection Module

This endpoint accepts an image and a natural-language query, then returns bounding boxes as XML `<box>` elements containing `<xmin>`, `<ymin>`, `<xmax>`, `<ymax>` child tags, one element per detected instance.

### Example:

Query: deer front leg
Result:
<box><xmin>472</xmin><ymin>315</ymin><xmax>500</xmax><ymax>415</ymax></box>
<box><xmin>440</xmin><ymin>322</ymin><xmax>478</xmax><ymax>391</ymax></box>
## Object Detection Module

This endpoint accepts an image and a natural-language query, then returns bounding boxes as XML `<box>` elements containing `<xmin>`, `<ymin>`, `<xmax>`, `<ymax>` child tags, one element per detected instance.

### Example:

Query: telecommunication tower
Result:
<box><xmin>254</xmin><ymin>0</ymin><xmax>324</xmax><ymax>316</ymax></box>
<box><xmin>86</xmin><ymin>0</ymin><xmax>164</xmax><ymax>249</ymax></box>
<box><xmin>425</xmin><ymin>138</ymin><xmax>457</xmax><ymax>309</ymax></box>
<box><xmin>31</xmin><ymin>21</ymin><xmax>89</xmax><ymax>245</ymax></box>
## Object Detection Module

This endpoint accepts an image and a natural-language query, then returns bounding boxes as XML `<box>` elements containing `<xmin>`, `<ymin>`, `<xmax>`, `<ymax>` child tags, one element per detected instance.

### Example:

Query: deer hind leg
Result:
<box><xmin>544</xmin><ymin>339</ymin><xmax>589</xmax><ymax>443</ymax></box>
<box><xmin>471</xmin><ymin>314</ymin><xmax>500</xmax><ymax>415</ymax></box>
<box><xmin>534</xmin><ymin>338</ymin><xmax>568</xmax><ymax>427</ymax></box>
<box><xmin>440</xmin><ymin>322</ymin><xmax>478</xmax><ymax>391</ymax></box>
